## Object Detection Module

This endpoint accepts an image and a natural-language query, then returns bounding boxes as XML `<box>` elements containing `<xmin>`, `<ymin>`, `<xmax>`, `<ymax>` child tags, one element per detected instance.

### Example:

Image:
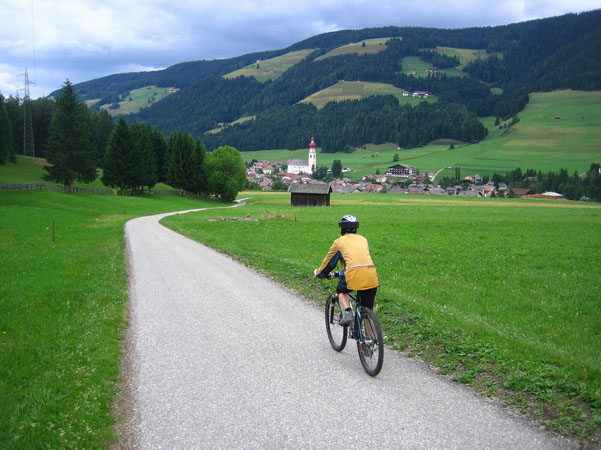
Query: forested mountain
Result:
<box><xmin>62</xmin><ymin>9</ymin><xmax>601</xmax><ymax>151</ymax></box>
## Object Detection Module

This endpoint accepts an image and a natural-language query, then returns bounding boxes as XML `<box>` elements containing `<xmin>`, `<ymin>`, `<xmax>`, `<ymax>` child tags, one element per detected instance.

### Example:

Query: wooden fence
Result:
<box><xmin>0</xmin><ymin>183</ymin><xmax>190</xmax><ymax>196</ymax></box>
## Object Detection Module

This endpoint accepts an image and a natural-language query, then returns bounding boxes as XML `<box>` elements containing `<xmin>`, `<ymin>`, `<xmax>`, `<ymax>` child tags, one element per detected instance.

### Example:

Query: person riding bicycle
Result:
<box><xmin>314</xmin><ymin>215</ymin><xmax>379</xmax><ymax>325</ymax></box>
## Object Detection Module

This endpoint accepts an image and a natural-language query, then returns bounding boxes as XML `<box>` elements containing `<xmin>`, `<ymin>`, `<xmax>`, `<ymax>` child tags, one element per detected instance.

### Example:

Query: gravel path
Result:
<box><xmin>121</xmin><ymin>206</ymin><xmax>573</xmax><ymax>449</ymax></box>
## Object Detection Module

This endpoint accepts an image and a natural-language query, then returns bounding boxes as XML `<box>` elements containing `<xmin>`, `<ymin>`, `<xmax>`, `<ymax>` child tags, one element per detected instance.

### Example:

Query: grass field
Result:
<box><xmin>224</xmin><ymin>49</ymin><xmax>315</xmax><ymax>82</ymax></box>
<box><xmin>99</xmin><ymin>85</ymin><xmax>178</xmax><ymax>116</ymax></box>
<box><xmin>315</xmin><ymin>37</ymin><xmax>392</xmax><ymax>61</ymax></box>
<box><xmin>0</xmin><ymin>190</ymin><xmax>224</xmax><ymax>449</ymax></box>
<box><xmin>239</xmin><ymin>90</ymin><xmax>601</xmax><ymax>180</ymax></box>
<box><xmin>298</xmin><ymin>80</ymin><xmax>435</xmax><ymax>109</ymax></box>
<box><xmin>163</xmin><ymin>191</ymin><xmax>601</xmax><ymax>443</ymax></box>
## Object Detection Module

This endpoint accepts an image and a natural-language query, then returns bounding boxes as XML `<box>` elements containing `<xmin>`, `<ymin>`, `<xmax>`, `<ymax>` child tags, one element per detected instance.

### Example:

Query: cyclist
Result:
<box><xmin>314</xmin><ymin>215</ymin><xmax>379</xmax><ymax>325</ymax></box>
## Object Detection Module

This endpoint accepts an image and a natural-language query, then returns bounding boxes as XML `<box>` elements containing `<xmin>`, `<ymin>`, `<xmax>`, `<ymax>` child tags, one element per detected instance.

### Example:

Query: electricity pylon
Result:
<box><xmin>18</xmin><ymin>69</ymin><xmax>36</xmax><ymax>157</ymax></box>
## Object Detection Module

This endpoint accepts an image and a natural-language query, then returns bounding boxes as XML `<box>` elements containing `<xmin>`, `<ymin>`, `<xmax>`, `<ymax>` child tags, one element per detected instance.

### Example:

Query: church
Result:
<box><xmin>287</xmin><ymin>137</ymin><xmax>317</xmax><ymax>175</ymax></box>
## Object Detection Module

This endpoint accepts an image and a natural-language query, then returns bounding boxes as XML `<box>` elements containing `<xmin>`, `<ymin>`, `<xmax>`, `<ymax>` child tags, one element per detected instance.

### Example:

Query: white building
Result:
<box><xmin>288</xmin><ymin>137</ymin><xmax>317</xmax><ymax>175</ymax></box>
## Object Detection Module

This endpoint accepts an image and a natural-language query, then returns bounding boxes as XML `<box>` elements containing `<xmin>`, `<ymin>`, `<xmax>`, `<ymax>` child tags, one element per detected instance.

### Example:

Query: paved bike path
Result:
<box><xmin>123</xmin><ymin>207</ymin><xmax>572</xmax><ymax>449</ymax></box>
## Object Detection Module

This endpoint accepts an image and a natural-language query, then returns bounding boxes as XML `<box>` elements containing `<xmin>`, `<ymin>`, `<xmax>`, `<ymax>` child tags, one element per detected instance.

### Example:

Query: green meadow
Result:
<box><xmin>0</xmin><ymin>160</ymin><xmax>224</xmax><ymax>448</ymax></box>
<box><xmin>163</xmin><ymin>191</ymin><xmax>601</xmax><ymax>442</ymax></box>
<box><xmin>402</xmin><ymin>55</ymin><xmax>467</xmax><ymax>78</ymax></box>
<box><xmin>224</xmin><ymin>49</ymin><xmax>315</xmax><ymax>82</ymax></box>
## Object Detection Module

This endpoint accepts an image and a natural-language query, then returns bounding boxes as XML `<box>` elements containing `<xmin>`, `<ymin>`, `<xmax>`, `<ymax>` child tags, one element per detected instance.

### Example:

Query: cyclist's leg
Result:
<box><xmin>336</xmin><ymin>280</ymin><xmax>352</xmax><ymax>310</ymax></box>
<box><xmin>358</xmin><ymin>288</ymin><xmax>378</xmax><ymax>339</ymax></box>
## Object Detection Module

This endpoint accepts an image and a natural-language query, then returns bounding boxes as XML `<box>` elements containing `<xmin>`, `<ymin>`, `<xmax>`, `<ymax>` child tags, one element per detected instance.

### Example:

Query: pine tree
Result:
<box><xmin>44</xmin><ymin>80</ymin><xmax>97</xmax><ymax>189</ymax></box>
<box><xmin>0</xmin><ymin>95</ymin><xmax>14</xmax><ymax>165</ymax></box>
<box><xmin>102</xmin><ymin>117</ymin><xmax>136</xmax><ymax>192</ymax></box>
<box><xmin>167</xmin><ymin>130</ymin><xmax>204</xmax><ymax>193</ymax></box>
<box><xmin>130</xmin><ymin>122</ymin><xmax>157</xmax><ymax>192</ymax></box>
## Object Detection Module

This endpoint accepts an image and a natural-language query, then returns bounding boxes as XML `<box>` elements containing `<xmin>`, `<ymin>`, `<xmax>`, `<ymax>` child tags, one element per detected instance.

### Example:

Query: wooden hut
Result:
<box><xmin>288</xmin><ymin>183</ymin><xmax>332</xmax><ymax>206</ymax></box>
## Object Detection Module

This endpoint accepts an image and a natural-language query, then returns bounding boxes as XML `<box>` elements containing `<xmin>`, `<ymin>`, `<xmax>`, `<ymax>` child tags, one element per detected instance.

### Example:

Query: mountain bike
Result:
<box><xmin>324</xmin><ymin>272</ymin><xmax>384</xmax><ymax>376</ymax></box>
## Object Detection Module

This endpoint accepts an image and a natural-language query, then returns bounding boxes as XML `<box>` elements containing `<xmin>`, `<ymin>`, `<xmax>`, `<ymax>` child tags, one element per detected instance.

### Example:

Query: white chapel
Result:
<box><xmin>287</xmin><ymin>137</ymin><xmax>317</xmax><ymax>175</ymax></box>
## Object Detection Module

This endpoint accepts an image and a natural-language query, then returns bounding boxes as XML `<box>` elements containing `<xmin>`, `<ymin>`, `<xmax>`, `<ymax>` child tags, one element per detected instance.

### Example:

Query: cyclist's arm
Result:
<box><xmin>315</xmin><ymin>241</ymin><xmax>343</xmax><ymax>279</ymax></box>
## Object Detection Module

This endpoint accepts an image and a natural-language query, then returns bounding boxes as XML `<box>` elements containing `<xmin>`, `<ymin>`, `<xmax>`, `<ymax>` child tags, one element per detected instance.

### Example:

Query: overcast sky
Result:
<box><xmin>2</xmin><ymin>0</ymin><xmax>600</xmax><ymax>99</ymax></box>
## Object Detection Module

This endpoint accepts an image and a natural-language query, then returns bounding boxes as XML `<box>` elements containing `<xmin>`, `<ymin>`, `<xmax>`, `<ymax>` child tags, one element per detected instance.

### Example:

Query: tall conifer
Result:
<box><xmin>44</xmin><ymin>80</ymin><xmax>97</xmax><ymax>189</ymax></box>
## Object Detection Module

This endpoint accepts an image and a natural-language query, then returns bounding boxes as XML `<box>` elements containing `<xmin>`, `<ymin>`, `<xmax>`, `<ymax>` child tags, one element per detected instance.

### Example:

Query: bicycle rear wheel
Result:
<box><xmin>325</xmin><ymin>294</ymin><xmax>347</xmax><ymax>351</ymax></box>
<box><xmin>357</xmin><ymin>308</ymin><xmax>384</xmax><ymax>376</ymax></box>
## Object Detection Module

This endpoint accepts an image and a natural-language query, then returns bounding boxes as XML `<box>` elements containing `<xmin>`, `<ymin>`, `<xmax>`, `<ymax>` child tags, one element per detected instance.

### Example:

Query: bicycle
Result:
<box><xmin>324</xmin><ymin>272</ymin><xmax>384</xmax><ymax>376</ymax></box>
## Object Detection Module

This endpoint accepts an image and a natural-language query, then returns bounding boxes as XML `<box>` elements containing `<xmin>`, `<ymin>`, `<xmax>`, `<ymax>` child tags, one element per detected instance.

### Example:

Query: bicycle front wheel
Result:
<box><xmin>357</xmin><ymin>308</ymin><xmax>384</xmax><ymax>376</ymax></box>
<box><xmin>325</xmin><ymin>294</ymin><xmax>347</xmax><ymax>351</ymax></box>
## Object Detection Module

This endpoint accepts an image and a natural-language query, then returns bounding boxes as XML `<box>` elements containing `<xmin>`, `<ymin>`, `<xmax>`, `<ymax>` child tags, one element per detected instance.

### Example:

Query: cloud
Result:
<box><xmin>0</xmin><ymin>0</ymin><xmax>599</xmax><ymax>98</ymax></box>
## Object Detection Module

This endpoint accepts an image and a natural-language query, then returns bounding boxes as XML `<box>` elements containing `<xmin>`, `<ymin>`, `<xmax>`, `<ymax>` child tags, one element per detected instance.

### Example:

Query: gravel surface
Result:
<box><xmin>120</xmin><ymin>207</ymin><xmax>574</xmax><ymax>450</ymax></box>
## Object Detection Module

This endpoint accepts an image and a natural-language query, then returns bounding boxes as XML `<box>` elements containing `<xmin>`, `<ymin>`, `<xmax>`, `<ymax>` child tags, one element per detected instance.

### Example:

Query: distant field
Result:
<box><xmin>241</xmin><ymin>90</ymin><xmax>601</xmax><ymax>179</ymax></box>
<box><xmin>315</xmin><ymin>37</ymin><xmax>393</xmax><ymax>61</ymax></box>
<box><xmin>298</xmin><ymin>80</ymin><xmax>435</xmax><ymax>109</ymax></box>
<box><xmin>100</xmin><ymin>85</ymin><xmax>178</xmax><ymax>116</ymax></box>
<box><xmin>435</xmin><ymin>47</ymin><xmax>503</xmax><ymax>69</ymax></box>
<box><xmin>224</xmin><ymin>49</ymin><xmax>315</xmax><ymax>82</ymax></box>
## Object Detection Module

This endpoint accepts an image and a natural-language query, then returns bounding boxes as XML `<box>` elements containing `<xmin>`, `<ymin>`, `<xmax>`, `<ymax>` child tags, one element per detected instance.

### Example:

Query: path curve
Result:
<box><xmin>120</xmin><ymin>206</ymin><xmax>573</xmax><ymax>449</ymax></box>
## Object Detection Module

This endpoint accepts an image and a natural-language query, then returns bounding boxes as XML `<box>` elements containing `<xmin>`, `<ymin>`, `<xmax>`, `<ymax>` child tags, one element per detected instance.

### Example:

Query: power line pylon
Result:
<box><xmin>18</xmin><ymin>69</ymin><xmax>36</xmax><ymax>158</ymax></box>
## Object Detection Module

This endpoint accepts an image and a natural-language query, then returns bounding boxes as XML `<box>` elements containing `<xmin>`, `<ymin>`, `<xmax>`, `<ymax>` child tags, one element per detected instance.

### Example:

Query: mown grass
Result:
<box><xmin>315</xmin><ymin>38</ymin><xmax>392</xmax><ymax>61</ymax></box>
<box><xmin>224</xmin><ymin>49</ymin><xmax>315</xmax><ymax>82</ymax></box>
<box><xmin>0</xmin><ymin>191</ymin><xmax>224</xmax><ymax>449</ymax></box>
<box><xmin>163</xmin><ymin>192</ymin><xmax>601</xmax><ymax>445</ymax></box>
<box><xmin>100</xmin><ymin>85</ymin><xmax>178</xmax><ymax>116</ymax></box>
<box><xmin>298</xmin><ymin>80</ymin><xmax>435</xmax><ymax>109</ymax></box>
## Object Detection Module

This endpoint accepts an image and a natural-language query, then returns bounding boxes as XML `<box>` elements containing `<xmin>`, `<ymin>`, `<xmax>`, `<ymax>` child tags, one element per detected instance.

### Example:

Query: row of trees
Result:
<box><xmin>102</xmin><ymin>118</ymin><xmax>246</xmax><ymax>201</ymax></box>
<box><xmin>0</xmin><ymin>91</ymin><xmax>114</xmax><ymax>165</ymax></box>
<box><xmin>7</xmin><ymin>80</ymin><xmax>246</xmax><ymax>202</ymax></box>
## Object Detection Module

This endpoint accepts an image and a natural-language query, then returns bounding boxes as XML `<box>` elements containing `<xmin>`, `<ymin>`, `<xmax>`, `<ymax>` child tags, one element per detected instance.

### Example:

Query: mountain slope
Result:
<box><xmin>66</xmin><ymin>10</ymin><xmax>601</xmax><ymax>151</ymax></box>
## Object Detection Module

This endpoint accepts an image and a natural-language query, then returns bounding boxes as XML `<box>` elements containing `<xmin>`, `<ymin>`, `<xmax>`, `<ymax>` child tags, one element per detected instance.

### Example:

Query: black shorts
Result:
<box><xmin>337</xmin><ymin>283</ymin><xmax>377</xmax><ymax>310</ymax></box>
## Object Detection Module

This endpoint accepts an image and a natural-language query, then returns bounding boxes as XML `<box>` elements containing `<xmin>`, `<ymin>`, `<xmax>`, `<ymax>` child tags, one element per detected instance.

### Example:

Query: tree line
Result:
<box><xmin>204</xmin><ymin>95</ymin><xmax>488</xmax><ymax>152</ymax></box>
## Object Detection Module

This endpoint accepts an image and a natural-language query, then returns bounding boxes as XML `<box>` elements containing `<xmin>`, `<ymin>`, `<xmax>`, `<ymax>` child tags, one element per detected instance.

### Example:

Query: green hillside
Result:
<box><xmin>238</xmin><ymin>90</ymin><xmax>601</xmax><ymax>178</ymax></box>
<box><xmin>99</xmin><ymin>85</ymin><xmax>178</xmax><ymax>116</ymax></box>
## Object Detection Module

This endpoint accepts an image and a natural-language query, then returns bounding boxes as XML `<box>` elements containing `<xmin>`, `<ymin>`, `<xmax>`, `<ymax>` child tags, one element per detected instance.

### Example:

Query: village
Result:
<box><xmin>245</xmin><ymin>137</ymin><xmax>567</xmax><ymax>201</ymax></box>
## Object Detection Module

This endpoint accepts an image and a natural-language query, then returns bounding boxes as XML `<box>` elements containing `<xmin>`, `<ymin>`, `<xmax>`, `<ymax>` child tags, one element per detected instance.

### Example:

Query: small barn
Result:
<box><xmin>288</xmin><ymin>183</ymin><xmax>332</xmax><ymax>207</ymax></box>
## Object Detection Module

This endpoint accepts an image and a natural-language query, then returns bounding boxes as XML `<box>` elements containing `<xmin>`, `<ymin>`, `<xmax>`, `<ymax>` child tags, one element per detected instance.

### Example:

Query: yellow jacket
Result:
<box><xmin>316</xmin><ymin>233</ymin><xmax>379</xmax><ymax>291</ymax></box>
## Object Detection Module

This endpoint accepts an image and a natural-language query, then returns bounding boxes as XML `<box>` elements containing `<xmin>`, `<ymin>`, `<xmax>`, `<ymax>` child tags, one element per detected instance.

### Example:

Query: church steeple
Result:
<box><xmin>308</xmin><ymin>137</ymin><xmax>317</xmax><ymax>174</ymax></box>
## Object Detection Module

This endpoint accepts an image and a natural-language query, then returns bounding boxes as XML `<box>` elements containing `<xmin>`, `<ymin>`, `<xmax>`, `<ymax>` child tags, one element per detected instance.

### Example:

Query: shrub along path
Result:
<box><xmin>121</xmin><ymin>206</ymin><xmax>571</xmax><ymax>449</ymax></box>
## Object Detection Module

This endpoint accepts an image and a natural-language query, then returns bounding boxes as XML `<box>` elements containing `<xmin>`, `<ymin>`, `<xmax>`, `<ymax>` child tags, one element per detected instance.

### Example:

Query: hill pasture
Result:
<box><xmin>224</xmin><ymin>49</ymin><xmax>316</xmax><ymax>82</ymax></box>
<box><xmin>99</xmin><ymin>85</ymin><xmax>178</xmax><ymax>116</ymax></box>
<box><xmin>298</xmin><ymin>80</ymin><xmax>435</xmax><ymax>109</ymax></box>
<box><xmin>315</xmin><ymin>37</ymin><xmax>393</xmax><ymax>61</ymax></box>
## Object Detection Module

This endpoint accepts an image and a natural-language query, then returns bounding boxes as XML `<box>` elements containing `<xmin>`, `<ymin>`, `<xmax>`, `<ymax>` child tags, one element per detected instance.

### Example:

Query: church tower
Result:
<box><xmin>308</xmin><ymin>137</ymin><xmax>317</xmax><ymax>174</ymax></box>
